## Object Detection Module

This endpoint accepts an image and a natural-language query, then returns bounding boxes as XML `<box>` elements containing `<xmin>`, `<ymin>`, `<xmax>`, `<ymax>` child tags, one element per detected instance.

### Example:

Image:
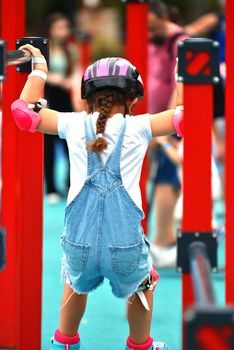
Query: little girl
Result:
<box><xmin>11</xmin><ymin>44</ymin><xmax>183</xmax><ymax>350</ymax></box>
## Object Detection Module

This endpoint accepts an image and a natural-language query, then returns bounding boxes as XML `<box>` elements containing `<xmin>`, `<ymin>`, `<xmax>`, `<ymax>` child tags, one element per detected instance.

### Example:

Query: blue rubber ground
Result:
<box><xmin>42</xmin><ymin>147</ymin><xmax>225</xmax><ymax>350</ymax></box>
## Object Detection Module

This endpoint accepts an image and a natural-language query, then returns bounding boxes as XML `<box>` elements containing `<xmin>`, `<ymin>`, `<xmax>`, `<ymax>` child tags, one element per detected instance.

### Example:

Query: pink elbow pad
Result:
<box><xmin>11</xmin><ymin>99</ymin><xmax>42</xmax><ymax>133</ymax></box>
<box><xmin>173</xmin><ymin>106</ymin><xmax>184</xmax><ymax>137</ymax></box>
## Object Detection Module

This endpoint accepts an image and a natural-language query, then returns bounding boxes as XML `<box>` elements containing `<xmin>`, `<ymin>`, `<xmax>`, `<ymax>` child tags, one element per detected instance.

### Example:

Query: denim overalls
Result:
<box><xmin>61</xmin><ymin>115</ymin><xmax>152</xmax><ymax>298</ymax></box>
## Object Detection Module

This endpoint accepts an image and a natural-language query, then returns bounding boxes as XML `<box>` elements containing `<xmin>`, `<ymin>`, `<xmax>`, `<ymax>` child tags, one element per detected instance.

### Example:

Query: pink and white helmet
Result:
<box><xmin>81</xmin><ymin>57</ymin><xmax>144</xmax><ymax>99</ymax></box>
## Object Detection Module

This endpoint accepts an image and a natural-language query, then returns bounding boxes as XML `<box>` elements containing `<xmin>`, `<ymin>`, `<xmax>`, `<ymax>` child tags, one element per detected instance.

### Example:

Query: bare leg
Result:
<box><xmin>154</xmin><ymin>184</ymin><xmax>180</xmax><ymax>247</ymax></box>
<box><xmin>59</xmin><ymin>283</ymin><xmax>88</xmax><ymax>336</ymax></box>
<box><xmin>127</xmin><ymin>290</ymin><xmax>153</xmax><ymax>344</ymax></box>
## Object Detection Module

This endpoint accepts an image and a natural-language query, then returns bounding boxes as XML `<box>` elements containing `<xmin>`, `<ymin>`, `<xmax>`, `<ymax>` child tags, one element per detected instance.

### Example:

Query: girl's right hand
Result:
<box><xmin>18</xmin><ymin>44</ymin><xmax>48</xmax><ymax>74</ymax></box>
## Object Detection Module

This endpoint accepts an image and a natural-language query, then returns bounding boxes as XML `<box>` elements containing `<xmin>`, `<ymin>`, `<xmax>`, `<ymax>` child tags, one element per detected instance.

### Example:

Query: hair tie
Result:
<box><xmin>96</xmin><ymin>133</ymin><xmax>103</xmax><ymax>138</ymax></box>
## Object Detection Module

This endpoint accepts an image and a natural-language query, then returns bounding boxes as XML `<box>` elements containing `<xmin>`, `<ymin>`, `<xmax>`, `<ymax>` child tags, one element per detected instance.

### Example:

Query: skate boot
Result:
<box><xmin>50</xmin><ymin>330</ymin><xmax>80</xmax><ymax>350</ymax></box>
<box><xmin>126</xmin><ymin>337</ymin><xmax>170</xmax><ymax>350</ymax></box>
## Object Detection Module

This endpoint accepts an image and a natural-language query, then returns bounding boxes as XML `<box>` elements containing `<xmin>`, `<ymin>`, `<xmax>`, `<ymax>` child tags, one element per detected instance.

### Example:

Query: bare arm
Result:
<box><xmin>176</xmin><ymin>81</ymin><xmax>183</xmax><ymax>106</ymax></box>
<box><xmin>149</xmin><ymin>110</ymin><xmax>176</xmax><ymax>137</ymax></box>
<box><xmin>163</xmin><ymin>144</ymin><xmax>182</xmax><ymax>165</ymax></box>
<box><xmin>184</xmin><ymin>13</ymin><xmax>219</xmax><ymax>36</ymax></box>
<box><xmin>18</xmin><ymin>44</ymin><xmax>58</xmax><ymax>134</ymax></box>
<box><xmin>157</xmin><ymin>136</ymin><xmax>182</xmax><ymax>165</ymax></box>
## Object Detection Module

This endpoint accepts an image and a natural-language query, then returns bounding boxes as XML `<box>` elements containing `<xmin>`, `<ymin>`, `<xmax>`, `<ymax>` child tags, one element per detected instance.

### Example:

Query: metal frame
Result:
<box><xmin>189</xmin><ymin>241</ymin><xmax>216</xmax><ymax>305</ymax></box>
<box><xmin>178</xmin><ymin>38</ymin><xmax>220</xmax><ymax>84</ymax></box>
<box><xmin>0</xmin><ymin>2</ymin><xmax>44</xmax><ymax>348</ymax></box>
<box><xmin>0</xmin><ymin>36</ymin><xmax>49</xmax><ymax>81</ymax></box>
<box><xmin>177</xmin><ymin>231</ymin><xmax>217</xmax><ymax>274</ymax></box>
<box><xmin>185</xmin><ymin>307</ymin><xmax>234</xmax><ymax>349</ymax></box>
<box><xmin>0</xmin><ymin>229</ymin><xmax>6</xmax><ymax>271</ymax></box>
<box><xmin>225</xmin><ymin>0</ymin><xmax>234</xmax><ymax>305</ymax></box>
<box><xmin>7</xmin><ymin>49</ymin><xmax>32</xmax><ymax>66</ymax></box>
<box><xmin>178</xmin><ymin>38</ymin><xmax>217</xmax><ymax>349</ymax></box>
<box><xmin>15</xmin><ymin>36</ymin><xmax>49</xmax><ymax>72</ymax></box>
<box><xmin>78</xmin><ymin>32</ymin><xmax>92</xmax><ymax>70</ymax></box>
<box><xmin>125</xmin><ymin>0</ymin><xmax>149</xmax><ymax>232</ymax></box>
<box><xmin>0</xmin><ymin>40</ymin><xmax>6</xmax><ymax>80</ymax></box>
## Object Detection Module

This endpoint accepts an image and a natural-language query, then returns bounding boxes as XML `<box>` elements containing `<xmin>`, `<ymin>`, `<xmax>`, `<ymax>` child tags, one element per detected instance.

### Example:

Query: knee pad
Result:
<box><xmin>11</xmin><ymin>99</ymin><xmax>42</xmax><ymax>133</ymax></box>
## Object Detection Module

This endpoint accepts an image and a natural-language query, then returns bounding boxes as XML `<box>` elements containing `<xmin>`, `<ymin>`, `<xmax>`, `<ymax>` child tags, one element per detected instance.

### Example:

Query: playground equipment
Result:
<box><xmin>0</xmin><ymin>0</ymin><xmax>234</xmax><ymax>349</ymax></box>
<box><xmin>0</xmin><ymin>4</ymin><xmax>46</xmax><ymax>345</ymax></box>
<box><xmin>186</xmin><ymin>241</ymin><xmax>234</xmax><ymax>349</ymax></box>
<box><xmin>0</xmin><ymin>228</ymin><xmax>6</xmax><ymax>271</ymax></box>
<box><xmin>0</xmin><ymin>40</ymin><xmax>33</xmax><ymax>80</ymax></box>
<box><xmin>225</xmin><ymin>0</ymin><xmax>234</xmax><ymax>307</ymax></box>
<box><xmin>177</xmin><ymin>37</ymin><xmax>234</xmax><ymax>349</ymax></box>
<box><xmin>77</xmin><ymin>31</ymin><xmax>92</xmax><ymax>70</ymax></box>
<box><xmin>0</xmin><ymin>38</ymin><xmax>48</xmax><ymax>80</ymax></box>
<box><xmin>124</xmin><ymin>0</ymin><xmax>149</xmax><ymax>231</ymax></box>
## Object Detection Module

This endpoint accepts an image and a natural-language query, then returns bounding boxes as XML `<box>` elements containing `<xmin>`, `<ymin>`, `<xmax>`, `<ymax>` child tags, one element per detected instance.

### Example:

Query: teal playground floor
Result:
<box><xmin>42</xmin><ymin>147</ymin><xmax>225</xmax><ymax>350</ymax></box>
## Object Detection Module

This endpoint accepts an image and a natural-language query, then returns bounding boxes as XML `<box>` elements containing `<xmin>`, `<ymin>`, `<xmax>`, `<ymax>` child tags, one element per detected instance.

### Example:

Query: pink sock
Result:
<box><xmin>126</xmin><ymin>336</ymin><xmax>154</xmax><ymax>350</ymax></box>
<box><xmin>54</xmin><ymin>329</ymin><xmax>80</xmax><ymax>345</ymax></box>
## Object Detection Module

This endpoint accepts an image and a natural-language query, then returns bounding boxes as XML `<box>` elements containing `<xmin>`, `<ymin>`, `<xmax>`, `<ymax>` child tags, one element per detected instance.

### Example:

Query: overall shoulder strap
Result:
<box><xmin>84</xmin><ymin>115</ymin><xmax>102</xmax><ymax>175</ymax></box>
<box><xmin>105</xmin><ymin>117</ymin><xmax>127</xmax><ymax>177</ymax></box>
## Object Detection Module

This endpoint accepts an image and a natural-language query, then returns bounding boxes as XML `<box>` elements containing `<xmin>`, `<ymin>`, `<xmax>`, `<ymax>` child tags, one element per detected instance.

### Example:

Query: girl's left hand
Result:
<box><xmin>18</xmin><ymin>44</ymin><xmax>48</xmax><ymax>73</ymax></box>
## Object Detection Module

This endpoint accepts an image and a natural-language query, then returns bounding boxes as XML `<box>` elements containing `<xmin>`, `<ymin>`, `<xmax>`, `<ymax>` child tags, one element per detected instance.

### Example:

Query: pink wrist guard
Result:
<box><xmin>172</xmin><ymin>106</ymin><xmax>184</xmax><ymax>137</ymax></box>
<box><xmin>11</xmin><ymin>99</ymin><xmax>42</xmax><ymax>133</ymax></box>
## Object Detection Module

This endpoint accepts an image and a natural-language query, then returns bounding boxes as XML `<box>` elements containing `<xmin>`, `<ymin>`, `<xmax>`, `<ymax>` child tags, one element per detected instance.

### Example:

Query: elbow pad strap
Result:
<box><xmin>11</xmin><ymin>99</ymin><xmax>42</xmax><ymax>133</ymax></box>
<box><xmin>173</xmin><ymin>105</ymin><xmax>184</xmax><ymax>137</ymax></box>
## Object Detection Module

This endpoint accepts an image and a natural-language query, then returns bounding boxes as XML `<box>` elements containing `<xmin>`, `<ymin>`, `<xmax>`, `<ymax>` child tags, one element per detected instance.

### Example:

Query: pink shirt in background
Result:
<box><xmin>148</xmin><ymin>27</ymin><xmax>188</xmax><ymax>114</ymax></box>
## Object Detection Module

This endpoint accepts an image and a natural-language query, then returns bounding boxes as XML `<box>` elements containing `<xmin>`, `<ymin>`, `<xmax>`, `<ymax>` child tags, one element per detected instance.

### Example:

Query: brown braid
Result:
<box><xmin>86</xmin><ymin>89</ymin><xmax>129</xmax><ymax>154</ymax></box>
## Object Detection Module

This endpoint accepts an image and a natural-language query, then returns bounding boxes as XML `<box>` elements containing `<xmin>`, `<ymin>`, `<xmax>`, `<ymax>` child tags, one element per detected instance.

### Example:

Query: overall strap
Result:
<box><xmin>105</xmin><ymin>117</ymin><xmax>127</xmax><ymax>178</ymax></box>
<box><xmin>84</xmin><ymin>115</ymin><xmax>102</xmax><ymax>175</ymax></box>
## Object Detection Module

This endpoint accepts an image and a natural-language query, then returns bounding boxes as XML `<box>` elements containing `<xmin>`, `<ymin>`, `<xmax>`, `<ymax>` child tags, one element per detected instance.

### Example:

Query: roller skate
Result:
<box><xmin>50</xmin><ymin>338</ymin><xmax>80</xmax><ymax>349</ymax></box>
<box><xmin>153</xmin><ymin>342</ymin><xmax>170</xmax><ymax>350</ymax></box>
<box><xmin>126</xmin><ymin>337</ymin><xmax>170</xmax><ymax>350</ymax></box>
<box><xmin>50</xmin><ymin>330</ymin><xmax>80</xmax><ymax>350</ymax></box>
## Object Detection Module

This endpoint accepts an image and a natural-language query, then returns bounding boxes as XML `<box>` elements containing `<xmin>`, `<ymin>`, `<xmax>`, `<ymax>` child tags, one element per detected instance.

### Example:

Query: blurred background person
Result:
<box><xmin>155</xmin><ymin>136</ymin><xmax>223</xmax><ymax>237</ymax></box>
<box><xmin>43</xmin><ymin>12</ymin><xmax>82</xmax><ymax>203</ymax></box>
<box><xmin>76</xmin><ymin>0</ymin><xmax>123</xmax><ymax>59</ymax></box>
<box><xmin>147</xmin><ymin>0</ymin><xmax>188</xmax><ymax>267</ymax></box>
<box><xmin>184</xmin><ymin>0</ymin><xmax>226</xmax><ymax>192</ymax></box>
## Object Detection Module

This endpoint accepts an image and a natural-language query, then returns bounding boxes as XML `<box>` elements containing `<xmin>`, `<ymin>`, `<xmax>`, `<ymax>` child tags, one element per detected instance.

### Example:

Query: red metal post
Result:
<box><xmin>183</xmin><ymin>83</ymin><xmax>213</xmax><ymax>232</ymax></box>
<box><xmin>125</xmin><ymin>1</ymin><xmax>148</xmax><ymax>231</ymax></box>
<box><xmin>182</xmin><ymin>83</ymin><xmax>213</xmax><ymax>312</ymax></box>
<box><xmin>80</xmin><ymin>37</ymin><xmax>92</xmax><ymax>71</ymax></box>
<box><xmin>179</xmin><ymin>42</ymin><xmax>214</xmax><ymax>349</ymax></box>
<box><xmin>0</xmin><ymin>0</ymin><xmax>43</xmax><ymax>349</ymax></box>
<box><xmin>225</xmin><ymin>0</ymin><xmax>234</xmax><ymax>305</ymax></box>
<box><xmin>0</xmin><ymin>0</ymin><xmax>26</xmax><ymax>345</ymax></box>
<box><xmin>17</xmin><ymin>123</ymin><xmax>44</xmax><ymax>350</ymax></box>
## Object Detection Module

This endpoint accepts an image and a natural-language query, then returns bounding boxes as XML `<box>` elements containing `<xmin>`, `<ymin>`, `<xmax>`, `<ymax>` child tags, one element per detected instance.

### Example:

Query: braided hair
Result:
<box><xmin>86</xmin><ymin>89</ymin><xmax>129</xmax><ymax>154</ymax></box>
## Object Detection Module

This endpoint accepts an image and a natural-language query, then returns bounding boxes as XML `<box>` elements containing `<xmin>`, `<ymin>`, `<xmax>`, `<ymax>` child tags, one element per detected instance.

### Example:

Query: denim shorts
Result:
<box><xmin>61</xmin><ymin>234</ymin><xmax>153</xmax><ymax>298</ymax></box>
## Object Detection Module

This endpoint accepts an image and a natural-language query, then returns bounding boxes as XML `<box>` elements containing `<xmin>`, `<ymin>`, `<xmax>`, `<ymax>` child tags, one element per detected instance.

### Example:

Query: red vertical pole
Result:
<box><xmin>17</xmin><ymin>123</ymin><xmax>44</xmax><ymax>350</ymax></box>
<box><xmin>225</xmin><ymin>0</ymin><xmax>234</xmax><ymax>305</ymax></box>
<box><xmin>180</xmin><ymin>42</ymin><xmax>214</xmax><ymax>349</ymax></box>
<box><xmin>126</xmin><ymin>1</ymin><xmax>148</xmax><ymax>231</ymax></box>
<box><xmin>80</xmin><ymin>36</ymin><xmax>92</xmax><ymax>71</ymax></box>
<box><xmin>0</xmin><ymin>0</ymin><xmax>43</xmax><ymax>349</ymax></box>
<box><xmin>0</xmin><ymin>0</ymin><xmax>26</xmax><ymax>346</ymax></box>
<box><xmin>182</xmin><ymin>84</ymin><xmax>213</xmax><ymax>311</ymax></box>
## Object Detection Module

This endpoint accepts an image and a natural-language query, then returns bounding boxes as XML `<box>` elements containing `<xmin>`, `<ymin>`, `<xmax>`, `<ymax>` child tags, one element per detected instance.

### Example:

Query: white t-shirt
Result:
<box><xmin>58</xmin><ymin>112</ymin><xmax>152</xmax><ymax>209</ymax></box>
